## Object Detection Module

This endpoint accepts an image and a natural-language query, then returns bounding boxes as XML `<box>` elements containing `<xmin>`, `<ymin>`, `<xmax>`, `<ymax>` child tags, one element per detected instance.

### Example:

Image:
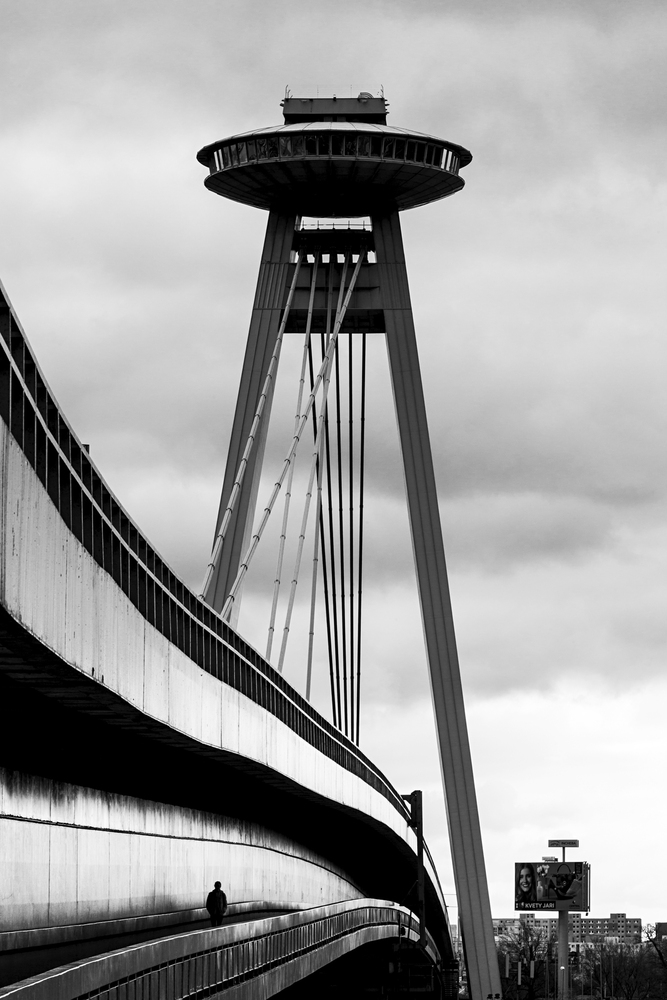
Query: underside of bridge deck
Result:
<box><xmin>281</xmin><ymin>939</ymin><xmax>452</xmax><ymax>999</ymax></box>
<box><xmin>0</xmin><ymin>610</ymin><xmax>453</xmax><ymax>966</ymax></box>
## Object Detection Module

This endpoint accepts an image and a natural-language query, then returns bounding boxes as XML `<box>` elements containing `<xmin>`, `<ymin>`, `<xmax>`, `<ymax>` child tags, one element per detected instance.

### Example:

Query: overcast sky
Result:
<box><xmin>1</xmin><ymin>0</ymin><xmax>666</xmax><ymax>927</ymax></box>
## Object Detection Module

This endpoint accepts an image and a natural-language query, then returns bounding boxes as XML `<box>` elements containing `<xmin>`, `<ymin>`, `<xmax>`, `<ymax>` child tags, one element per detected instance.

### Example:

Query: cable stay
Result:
<box><xmin>355</xmin><ymin>331</ymin><xmax>367</xmax><ymax>744</ymax></box>
<box><xmin>278</xmin><ymin>250</ymin><xmax>352</xmax><ymax>675</ymax></box>
<box><xmin>307</xmin><ymin>324</ymin><xmax>338</xmax><ymax>728</ymax></box>
<box><xmin>305</xmin><ymin>426</ymin><xmax>324</xmax><ymax>703</ymax></box>
<box><xmin>277</xmin><ymin>334</ymin><xmax>332</xmax><ymax>672</ymax></box>
<box><xmin>199</xmin><ymin>252</ymin><xmax>304</xmax><ymax>602</ymax></box>
<box><xmin>348</xmin><ymin>314</ymin><xmax>355</xmax><ymax>744</ymax></box>
<box><xmin>220</xmin><ymin>250</ymin><xmax>366</xmax><ymax>623</ymax></box>
<box><xmin>266</xmin><ymin>252</ymin><xmax>320</xmax><ymax>661</ymax></box>
<box><xmin>299</xmin><ymin>252</ymin><xmax>368</xmax><ymax>744</ymax></box>
<box><xmin>206</xmin><ymin>238</ymin><xmax>369</xmax><ymax>746</ymax></box>
<box><xmin>321</xmin><ymin>261</ymin><xmax>343</xmax><ymax>729</ymax></box>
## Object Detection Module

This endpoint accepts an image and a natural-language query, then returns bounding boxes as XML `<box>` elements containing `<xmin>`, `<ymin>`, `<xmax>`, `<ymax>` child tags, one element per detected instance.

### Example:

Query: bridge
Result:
<box><xmin>0</xmin><ymin>94</ymin><xmax>500</xmax><ymax>998</ymax></box>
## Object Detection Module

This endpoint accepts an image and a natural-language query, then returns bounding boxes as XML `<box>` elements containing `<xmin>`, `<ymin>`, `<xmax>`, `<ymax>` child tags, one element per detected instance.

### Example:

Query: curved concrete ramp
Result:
<box><xmin>0</xmin><ymin>900</ymin><xmax>445</xmax><ymax>999</ymax></box>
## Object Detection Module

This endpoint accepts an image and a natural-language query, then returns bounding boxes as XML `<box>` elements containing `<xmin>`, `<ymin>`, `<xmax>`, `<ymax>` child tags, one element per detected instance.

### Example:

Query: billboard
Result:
<box><xmin>514</xmin><ymin>861</ymin><xmax>590</xmax><ymax>911</ymax></box>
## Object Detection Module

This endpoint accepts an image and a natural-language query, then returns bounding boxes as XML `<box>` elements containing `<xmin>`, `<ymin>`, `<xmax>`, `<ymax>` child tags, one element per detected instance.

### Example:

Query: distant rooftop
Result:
<box><xmin>282</xmin><ymin>93</ymin><xmax>388</xmax><ymax>125</ymax></box>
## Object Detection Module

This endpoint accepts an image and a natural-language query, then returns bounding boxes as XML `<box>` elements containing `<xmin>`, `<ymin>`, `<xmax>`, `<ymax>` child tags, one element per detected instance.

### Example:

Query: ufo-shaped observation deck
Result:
<box><xmin>197</xmin><ymin>116</ymin><xmax>472</xmax><ymax>218</ymax></box>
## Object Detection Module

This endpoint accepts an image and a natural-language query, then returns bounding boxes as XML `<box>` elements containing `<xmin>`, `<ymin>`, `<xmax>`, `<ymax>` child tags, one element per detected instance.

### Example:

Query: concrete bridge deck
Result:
<box><xmin>0</xmin><ymin>904</ymin><xmax>293</xmax><ymax>989</ymax></box>
<box><xmin>0</xmin><ymin>278</ymin><xmax>456</xmax><ymax>990</ymax></box>
<box><xmin>0</xmin><ymin>901</ymin><xmax>449</xmax><ymax>1000</ymax></box>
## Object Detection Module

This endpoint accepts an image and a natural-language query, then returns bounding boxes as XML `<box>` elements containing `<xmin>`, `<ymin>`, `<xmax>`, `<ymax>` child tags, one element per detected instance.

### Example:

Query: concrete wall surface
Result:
<box><xmin>0</xmin><ymin>277</ymin><xmax>454</xmax><ymax>978</ymax></box>
<box><xmin>0</xmin><ymin>767</ymin><xmax>362</xmax><ymax>936</ymax></box>
<box><xmin>0</xmin><ymin>422</ymin><xmax>412</xmax><ymax>848</ymax></box>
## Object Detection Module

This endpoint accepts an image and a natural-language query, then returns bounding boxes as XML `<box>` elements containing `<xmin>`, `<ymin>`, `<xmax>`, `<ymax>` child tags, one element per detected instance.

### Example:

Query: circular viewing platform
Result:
<box><xmin>197</xmin><ymin>121</ymin><xmax>472</xmax><ymax>217</ymax></box>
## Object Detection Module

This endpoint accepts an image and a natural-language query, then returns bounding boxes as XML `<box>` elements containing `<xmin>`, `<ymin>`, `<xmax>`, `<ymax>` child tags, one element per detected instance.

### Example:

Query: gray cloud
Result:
<box><xmin>2</xmin><ymin>0</ymin><xmax>667</xmax><ymax>926</ymax></box>
<box><xmin>1</xmin><ymin>4</ymin><xmax>664</xmax><ymax>716</ymax></box>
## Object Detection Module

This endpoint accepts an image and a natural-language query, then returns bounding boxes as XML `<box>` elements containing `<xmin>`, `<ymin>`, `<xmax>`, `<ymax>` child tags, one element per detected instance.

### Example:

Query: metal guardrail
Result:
<box><xmin>208</xmin><ymin>130</ymin><xmax>460</xmax><ymax>176</ymax></box>
<box><xmin>0</xmin><ymin>279</ymin><xmax>454</xmax><ymax>942</ymax></box>
<box><xmin>0</xmin><ymin>280</ymin><xmax>410</xmax><ymax>824</ymax></box>
<box><xmin>299</xmin><ymin>220</ymin><xmax>371</xmax><ymax>230</ymax></box>
<box><xmin>0</xmin><ymin>901</ymin><xmax>440</xmax><ymax>1000</ymax></box>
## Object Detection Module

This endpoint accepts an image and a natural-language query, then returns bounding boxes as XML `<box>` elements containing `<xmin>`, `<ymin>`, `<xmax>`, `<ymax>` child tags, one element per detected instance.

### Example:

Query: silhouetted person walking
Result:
<box><xmin>206</xmin><ymin>880</ymin><xmax>228</xmax><ymax>926</ymax></box>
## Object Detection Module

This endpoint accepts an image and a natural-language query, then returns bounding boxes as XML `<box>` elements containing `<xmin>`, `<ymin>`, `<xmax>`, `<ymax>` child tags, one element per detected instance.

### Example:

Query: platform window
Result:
<box><xmin>370</xmin><ymin>136</ymin><xmax>382</xmax><ymax>157</ymax></box>
<box><xmin>316</xmin><ymin>133</ymin><xmax>330</xmax><ymax>155</ymax></box>
<box><xmin>305</xmin><ymin>134</ymin><xmax>318</xmax><ymax>155</ymax></box>
<box><xmin>382</xmin><ymin>137</ymin><xmax>395</xmax><ymax>158</ymax></box>
<box><xmin>406</xmin><ymin>141</ymin><xmax>416</xmax><ymax>161</ymax></box>
<box><xmin>331</xmin><ymin>133</ymin><xmax>344</xmax><ymax>156</ymax></box>
<box><xmin>451</xmin><ymin>154</ymin><xmax>459</xmax><ymax>174</ymax></box>
<box><xmin>246</xmin><ymin>139</ymin><xmax>257</xmax><ymax>160</ymax></box>
<box><xmin>394</xmin><ymin>138</ymin><xmax>406</xmax><ymax>159</ymax></box>
<box><xmin>236</xmin><ymin>142</ymin><xmax>247</xmax><ymax>164</ymax></box>
<box><xmin>229</xmin><ymin>144</ymin><xmax>239</xmax><ymax>166</ymax></box>
<box><xmin>344</xmin><ymin>134</ymin><xmax>357</xmax><ymax>156</ymax></box>
<box><xmin>292</xmin><ymin>134</ymin><xmax>305</xmax><ymax>156</ymax></box>
<box><xmin>431</xmin><ymin>146</ymin><xmax>443</xmax><ymax>168</ymax></box>
<box><xmin>256</xmin><ymin>137</ymin><xmax>268</xmax><ymax>159</ymax></box>
<box><xmin>414</xmin><ymin>143</ymin><xmax>425</xmax><ymax>163</ymax></box>
<box><xmin>279</xmin><ymin>136</ymin><xmax>292</xmax><ymax>157</ymax></box>
<box><xmin>267</xmin><ymin>136</ymin><xmax>279</xmax><ymax>158</ymax></box>
<box><xmin>358</xmin><ymin>135</ymin><xmax>370</xmax><ymax>156</ymax></box>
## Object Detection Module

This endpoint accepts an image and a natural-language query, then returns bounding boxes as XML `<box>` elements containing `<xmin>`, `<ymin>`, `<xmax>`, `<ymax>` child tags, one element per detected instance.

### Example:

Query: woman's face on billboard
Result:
<box><xmin>519</xmin><ymin>868</ymin><xmax>532</xmax><ymax>892</ymax></box>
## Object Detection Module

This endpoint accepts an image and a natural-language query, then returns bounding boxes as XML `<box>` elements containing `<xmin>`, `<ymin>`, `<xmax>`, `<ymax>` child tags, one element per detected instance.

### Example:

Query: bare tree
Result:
<box><xmin>643</xmin><ymin>925</ymin><xmax>667</xmax><ymax>998</ymax></box>
<box><xmin>579</xmin><ymin>941</ymin><xmax>665</xmax><ymax>1000</ymax></box>
<box><xmin>644</xmin><ymin>926</ymin><xmax>667</xmax><ymax>975</ymax></box>
<box><xmin>496</xmin><ymin>921</ymin><xmax>556</xmax><ymax>1000</ymax></box>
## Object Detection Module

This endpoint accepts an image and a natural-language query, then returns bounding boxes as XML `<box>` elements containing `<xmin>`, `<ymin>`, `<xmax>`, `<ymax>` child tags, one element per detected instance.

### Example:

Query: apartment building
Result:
<box><xmin>493</xmin><ymin>913</ymin><xmax>641</xmax><ymax>948</ymax></box>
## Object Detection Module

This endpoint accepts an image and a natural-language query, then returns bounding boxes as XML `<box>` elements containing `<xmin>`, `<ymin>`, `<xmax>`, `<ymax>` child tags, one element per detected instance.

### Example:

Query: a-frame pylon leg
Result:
<box><xmin>204</xmin><ymin>211</ymin><xmax>296</xmax><ymax>618</ymax></box>
<box><xmin>373</xmin><ymin>210</ymin><xmax>501</xmax><ymax>1000</ymax></box>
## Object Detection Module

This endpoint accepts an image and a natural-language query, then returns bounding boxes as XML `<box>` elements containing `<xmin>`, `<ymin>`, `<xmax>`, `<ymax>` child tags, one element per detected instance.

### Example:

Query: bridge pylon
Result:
<box><xmin>196</xmin><ymin>94</ymin><xmax>501</xmax><ymax>1000</ymax></box>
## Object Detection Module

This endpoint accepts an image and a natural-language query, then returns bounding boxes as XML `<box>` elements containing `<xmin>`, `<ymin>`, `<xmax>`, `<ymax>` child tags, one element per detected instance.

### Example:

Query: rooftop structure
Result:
<box><xmin>282</xmin><ymin>93</ymin><xmax>389</xmax><ymax>124</ymax></box>
<box><xmin>196</xmin><ymin>93</ymin><xmax>471</xmax><ymax>216</ymax></box>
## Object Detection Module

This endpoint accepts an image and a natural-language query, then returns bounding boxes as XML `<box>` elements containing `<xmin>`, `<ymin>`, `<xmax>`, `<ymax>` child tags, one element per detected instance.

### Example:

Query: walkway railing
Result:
<box><xmin>0</xmin><ymin>280</ymin><xmax>409</xmax><ymax>823</ymax></box>
<box><xmin>0</xmin><ymin>901</ymin><xmax>441</xmax><ymax>1000</ymax></box>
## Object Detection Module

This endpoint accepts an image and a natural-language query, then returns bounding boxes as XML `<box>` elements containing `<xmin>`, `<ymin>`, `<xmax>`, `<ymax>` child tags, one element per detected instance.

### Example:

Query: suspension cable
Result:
<box><xmin>200</xmin><ymin>253</ymin><xmax>303</xmax><ymax>601</ymax></box>
<box><xmin>322</xmin><ymin>262</ymin><xmax>342</xmax><ymax>727</ymax></box>
<box><xmin>278</xmin><ymin>253</ymin><xmax>349</xmax><ymax>674</ymax></box>
<box><xmin>307</xmin><ymin>332</ymin><xmax>338</xmax><ymax>727</ymax></box>
<box><xmin>355</xmin><ymin>331</ymin><xmax>367</xmax><ymax>745</ymax></box>
<box><xmin>266</xmin><ymin>254</ymin><xmax>319</xmax><ymax>660</ymax></box>
<box><xmin>348</xmin><ymin>330</ymin><xmax>355</xmax><ymax>743</ymax></box>
<box><xmin>277</xmin><ymin>335</ymin><xmax>333</xmax><ymax>673</ymax></box>
<box><xmin>305</xmin><ymin>423</ymin><xmax>324</xmax><ymax>702</ymax></box>
<box><xmin>334</xmin><ymin>333</ymin><xmax>348</xmax><ymax>736</ymax></box>
<box><xmin>334</xmin><ymin>259</ymin><xmax>351</xmax><ymax>736</ymax></box>
<box><xmin>221</xmin><ymin>251</ymin><xmax>366</xmax><ymax>622</ymax></box>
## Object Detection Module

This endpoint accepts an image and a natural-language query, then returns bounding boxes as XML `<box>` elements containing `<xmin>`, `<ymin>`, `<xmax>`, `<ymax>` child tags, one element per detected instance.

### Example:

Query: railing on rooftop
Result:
<box><xmin>209</xmin><ymin>131</ymin><xmax>460</xmax><ymax>176</ymax></box>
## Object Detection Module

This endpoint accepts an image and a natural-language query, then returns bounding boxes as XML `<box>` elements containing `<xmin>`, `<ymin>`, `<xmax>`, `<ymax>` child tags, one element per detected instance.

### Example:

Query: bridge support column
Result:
<box><xmin>204</xmin><ymin>210</ymin><xmax>296</xmax><ymax>618</ymax></box>
<box><xmin>373</xmin><ymin>210</ymin><xmax>501</xmax><ymax>1000</ymax></box>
